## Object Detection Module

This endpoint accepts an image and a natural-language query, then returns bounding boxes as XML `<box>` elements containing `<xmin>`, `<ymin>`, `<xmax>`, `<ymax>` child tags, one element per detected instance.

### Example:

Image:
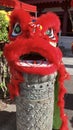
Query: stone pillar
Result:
<box><xmin>16</xmin><ymin>72</ymin><xmax>57</xmax><ymax>130</ymax></box>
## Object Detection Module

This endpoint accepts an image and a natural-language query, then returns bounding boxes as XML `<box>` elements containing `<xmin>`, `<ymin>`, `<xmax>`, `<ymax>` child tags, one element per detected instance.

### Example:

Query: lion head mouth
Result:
<box><xmin>18</xmin><ymin>52</ymin><xmax>53</xmax><ymax>68</ymax></box>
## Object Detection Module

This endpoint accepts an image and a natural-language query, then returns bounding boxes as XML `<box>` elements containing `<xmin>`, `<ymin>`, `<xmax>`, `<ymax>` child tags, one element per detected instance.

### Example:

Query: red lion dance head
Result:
<box><xmin>4</xmin><ymin>9</ymin><xmax>65</xmax><ymax>75</ymax></box>
<box><xmin>4</xmin><ymin>8</ymin><xmax>70</xmax><ymax>130</ymax></box>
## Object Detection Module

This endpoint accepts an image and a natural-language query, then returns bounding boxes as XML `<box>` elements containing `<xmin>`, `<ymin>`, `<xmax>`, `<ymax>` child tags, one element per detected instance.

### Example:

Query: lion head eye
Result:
<box><xmin>12</xmin><ymin>22</ymin><xmax>21</xmax><ymax>37</ymax></box>
<box><xmin>45</xmin><ymin>28</ymin><xmax>54</xmax><ymax>39</ymax></box>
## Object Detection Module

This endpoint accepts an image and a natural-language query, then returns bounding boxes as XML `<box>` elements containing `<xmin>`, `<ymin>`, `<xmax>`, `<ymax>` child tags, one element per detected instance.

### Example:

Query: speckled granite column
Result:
<box><xmin>16</xmin><ymin>72</ymin><xmax>57</xmax><ymax>130</ymax></box>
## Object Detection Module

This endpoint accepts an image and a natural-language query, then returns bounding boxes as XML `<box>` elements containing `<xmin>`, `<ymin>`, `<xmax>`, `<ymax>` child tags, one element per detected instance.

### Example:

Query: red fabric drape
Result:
<box><xmin>0</xmin><ymin>0</ymin><xmax>17</xmax><ymax>7</ymax></box>
<box><xmin>71</xmin><ymin>0</ymin><xmax>73</xmax><ymax>6</ymax></box>
<box><xmin>0</xmin><ymin>0</ymin><xmax>37</xmax><ymax>12</ymax></box>
<box><xmin>19</xmin><ymin>2</ymin><xmax>37</xmax><ymax>12</ymax></box>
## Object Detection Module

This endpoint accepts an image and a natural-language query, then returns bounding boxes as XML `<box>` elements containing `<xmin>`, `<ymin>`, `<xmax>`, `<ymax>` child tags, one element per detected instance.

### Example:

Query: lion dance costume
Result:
<box><xmin>4</xmin><ymin>8</ymin><xmax>70</xmax><ymax>130</ymax></box>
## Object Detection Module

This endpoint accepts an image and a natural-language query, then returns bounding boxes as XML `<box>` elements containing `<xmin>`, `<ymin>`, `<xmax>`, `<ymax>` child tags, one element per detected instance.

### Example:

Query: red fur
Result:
<box><xmin>37</xmin><ymin>12</ymin><xmax>60</xmax><ymax>33</ymax></box>
<box><xmin>9</xmin><ymin>8</ymin><xmax>31</xmax><ymax>40</ymax></box>
<box><xmin>4</xmin><ymin>8</ymin><xmax>70</xmax><ymax>130</ymax></box>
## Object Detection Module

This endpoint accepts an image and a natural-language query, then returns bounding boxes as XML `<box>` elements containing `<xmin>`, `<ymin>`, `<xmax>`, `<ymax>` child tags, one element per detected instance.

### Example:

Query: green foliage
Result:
<box><xmin>0</xmin><ymin>10</ymin><xmax>10</xmax><ymax>98</ymax></box>
<box><xmin>0</xmin><ymin>10</ymin><xmax>9</xmax><ymax>42</ymax></box>
<box><xmin>0</xmin><ymin>50</ymin><xmax>3</xmax><ymax>56</ymax></box>
<box><xmin>53</xmin><ymin>76</ymin><xmax>62</xmax><ymax>129</ymax></box>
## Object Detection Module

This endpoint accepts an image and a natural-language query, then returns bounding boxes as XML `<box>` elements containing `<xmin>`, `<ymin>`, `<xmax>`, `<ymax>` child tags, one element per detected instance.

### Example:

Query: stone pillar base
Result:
<box><xmin>16</xmin><ymin>72</ymin><xmax>57</xmax><ymax>130</ymax></box>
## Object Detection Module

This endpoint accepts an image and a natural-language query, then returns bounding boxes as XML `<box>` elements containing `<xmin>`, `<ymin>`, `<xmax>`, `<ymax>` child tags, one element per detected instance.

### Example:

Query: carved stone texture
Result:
<box><xmin>16</xmin><ymin>72</ymin><xmax>57</xmax><ymax>130</ymax></box>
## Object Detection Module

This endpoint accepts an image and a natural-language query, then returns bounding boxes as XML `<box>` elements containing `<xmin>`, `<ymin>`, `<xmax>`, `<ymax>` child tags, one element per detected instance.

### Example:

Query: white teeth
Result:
<box><xmin>26</xmin><ymin>60</ymin><xmax>42</xmax><ymax>64</ymax></box>
<box><xmin>16</xmin><ymin>61</ymin><xmax>53</xmax><ymax>67</ymax></box>
<box><xmin>17</xmin><ymin>62</ymin><xmax>30</xmax><ymax>66</ymax></box>
<box><xmin>49</xmin><ymin>42</ymin><xmax>57</xmax><ymax>47</ymax></box>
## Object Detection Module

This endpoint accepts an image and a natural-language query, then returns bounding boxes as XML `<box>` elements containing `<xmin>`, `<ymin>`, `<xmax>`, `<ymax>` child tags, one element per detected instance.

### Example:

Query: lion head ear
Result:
<box><xmin>37</xmin><ymin>12</ymin><xmax>61</xmax><ymax>33</ymax></box>
<box><xmin>46</xmin><ymin>12</ymin><xmax>61</xmax><ymax>33</ymax></box>
<box><xmin>8</xmin><ymin>8</ymin><xmax>31</xmax><ymax>40</ymax></box>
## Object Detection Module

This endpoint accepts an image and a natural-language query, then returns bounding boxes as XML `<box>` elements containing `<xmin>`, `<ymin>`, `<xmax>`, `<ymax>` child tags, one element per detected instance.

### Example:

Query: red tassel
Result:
<box><xmin>58</xmin><ymin>74</ymin><xmax>69</xmax><ymax>130</ymax></box>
